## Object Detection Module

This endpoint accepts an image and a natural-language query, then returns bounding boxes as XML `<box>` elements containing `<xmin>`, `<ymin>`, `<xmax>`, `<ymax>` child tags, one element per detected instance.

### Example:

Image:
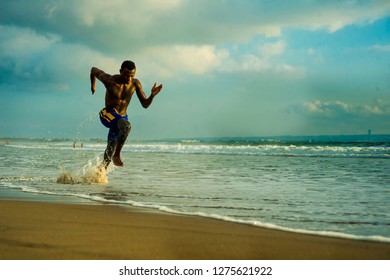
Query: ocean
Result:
<box><xmin>1</xmin><ymin>135</ymin><xmax>389</xmax><ymax>242</ymax></box>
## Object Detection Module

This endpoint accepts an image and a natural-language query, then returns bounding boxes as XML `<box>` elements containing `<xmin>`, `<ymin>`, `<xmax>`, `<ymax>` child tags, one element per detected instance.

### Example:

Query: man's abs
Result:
<box><xmin>105</xmin><ymin>94</ymin><xmax>131</xmax><ymax>115</ymax></box>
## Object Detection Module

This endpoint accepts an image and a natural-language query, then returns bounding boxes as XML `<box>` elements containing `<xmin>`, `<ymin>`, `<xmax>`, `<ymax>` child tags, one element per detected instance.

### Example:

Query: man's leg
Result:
<box><xmin>112</xmin><ymin>118</ymin><xmax>131</xmax><ymax>167</ymax></box>
<box><xmin>102</xmin><ymin>138</ymin><xmax>117</xmax><ymax>169</ymax></box>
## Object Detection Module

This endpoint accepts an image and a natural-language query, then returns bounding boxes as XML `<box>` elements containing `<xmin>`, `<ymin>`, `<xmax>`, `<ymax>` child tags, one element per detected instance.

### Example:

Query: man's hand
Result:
<box><xmin>91</xmin><ymin>84</ymin><xmax>96</xmax><ymax>95</ymax></box>
<box><xmin>151</xmin><ymin>82</ymin><xmax>163</xmax><ymax>97</ymax></box>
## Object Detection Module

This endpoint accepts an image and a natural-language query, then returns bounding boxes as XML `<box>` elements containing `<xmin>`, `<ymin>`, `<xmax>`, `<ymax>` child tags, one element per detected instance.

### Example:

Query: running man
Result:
<box><xmin>90</xmin><ymin>60</ymin><xmax>163</xmax><ymax>168</ymax></box>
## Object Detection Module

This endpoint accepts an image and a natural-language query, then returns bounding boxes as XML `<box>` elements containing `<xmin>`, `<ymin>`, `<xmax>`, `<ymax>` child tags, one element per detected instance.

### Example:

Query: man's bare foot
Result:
<box><xmin>112</xmin><ymin>155</ymin><xmax>124</xmax><ymax>167</ymax></box>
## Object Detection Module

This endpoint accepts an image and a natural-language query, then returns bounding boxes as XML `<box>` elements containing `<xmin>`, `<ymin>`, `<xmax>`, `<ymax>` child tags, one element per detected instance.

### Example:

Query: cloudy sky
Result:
<box><xmin>1</xmin><ymin>0</ymin><xmax>389</xmax><ymax>140</ymax></box>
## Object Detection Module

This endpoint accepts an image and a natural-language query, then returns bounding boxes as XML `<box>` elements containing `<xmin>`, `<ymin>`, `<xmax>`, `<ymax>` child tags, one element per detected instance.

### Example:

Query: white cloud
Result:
<box><xmin>256</xmin><ymin>25</ymin><xmax>282</xmax><ymax>37</ymax></box>
<box><xmin>282</xmin><ymin>1</ymin><xmax>390</xmax><ymax>33</ymax></box>
<box><xmin>368</xmin><ymin>44</ymin><xmax>390</xmax><ymax>52</ymax></box>
<box><xmin>0</xmin><ymin>23</ymin><xmax>304</xmax><ymax>87</ymax></box>
<box><xmin>299</xmin><ymin>99</ymin><xmax>390</xmax><ymax>117</ymax></box>
<box><xmin>135</xmin><ymin>41</ymin><xmax>305</xmax><ymax>78</ymax></box>
<box><xmin>302</xmin><ymin>100</ymin><xmax>352</xmax><ymax>116</ymax></box>
<box><xmin>221</xmin><ymin>54</ymin><xmax>268</xmax><ymax>73</ymax></box>
<box><xmin>44</xmin><ymin>1</ymin><xmax>63</xmax><ymax>19</ymax></box>
<box><xmin>307</xmin><ymin>48</ymin><xmax>315</xmax><ymax>55</ymax></box>
<box><xmin>221</xmin><ymin>53</ymin><xmax>306</xmax><ymax>78</ymax></box>
<box><xmin>139</xmin><ymin>45</ymin><xmax>229</xmax><ymax>77</ymax></box>
<box><xmin>51</xmin><ymin>0</ymin><xmax>183</xmax><ymax>27</ymax></box>
<box><xmin>2</xmin><ymin>0</ymin><xmax>389</xmax><ymax>53</ymax></box>
<box><xmin>0</xmin><ymin>26</ymin><xmax>60</xmax><ymax>57</ymax></box>
<box><xmin>258</xmin><ymin>41</ymin><xmax>286</xmax><ymax>57</ymax></box>
<box><xmin>169</xmin><ymin>45</ymin><xmax>228</xmax><ymax>75</ymax></box>
<box><xmin>275</xmin><ymin>64</ymin><xmax>306</xmax><ymax>78</ymax></box>
<box><xmin>307</xmin><ymin>48</ymin><xmax>325</xmax><ymax>64</ymax></box>
<box><xmin>0</xmin><ymin>25</ymin><xmax>118</xmax><ymax>89</ymax></box>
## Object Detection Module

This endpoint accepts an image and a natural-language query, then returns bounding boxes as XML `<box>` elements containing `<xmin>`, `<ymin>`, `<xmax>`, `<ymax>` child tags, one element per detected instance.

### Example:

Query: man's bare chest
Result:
<box><xmin>108</xmin><ymin>83</ymin><xmax>134</xmax><ymax>100</ymax></box>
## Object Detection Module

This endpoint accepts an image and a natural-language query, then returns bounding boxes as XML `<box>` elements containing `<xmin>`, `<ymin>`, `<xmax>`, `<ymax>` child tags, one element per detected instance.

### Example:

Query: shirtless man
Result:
<box><xmin>90</xmin><ymin>60</ymin><xmax>163</xmax><ymax>168</ymax></box>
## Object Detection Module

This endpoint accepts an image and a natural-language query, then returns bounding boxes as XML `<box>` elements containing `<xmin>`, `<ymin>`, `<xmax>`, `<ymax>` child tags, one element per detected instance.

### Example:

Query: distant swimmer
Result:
<box><xmin>90</xmin><ymin>60</ymin><xmax>163</xmax><ymax>168</ymax></box>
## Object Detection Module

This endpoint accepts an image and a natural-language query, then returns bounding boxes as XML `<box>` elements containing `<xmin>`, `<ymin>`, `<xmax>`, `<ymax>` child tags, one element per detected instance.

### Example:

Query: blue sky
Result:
<box><xmin>0</xmin><ymin>0</ymin><xmax>389</xmax><ymax>140</ymax></box>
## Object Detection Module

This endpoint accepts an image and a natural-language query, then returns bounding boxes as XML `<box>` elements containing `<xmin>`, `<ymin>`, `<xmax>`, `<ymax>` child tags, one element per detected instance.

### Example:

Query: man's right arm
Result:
<box><xmin>90</xmin><ymin>67</ymin><xmax>109</xmax><ymax>95</ymax></box>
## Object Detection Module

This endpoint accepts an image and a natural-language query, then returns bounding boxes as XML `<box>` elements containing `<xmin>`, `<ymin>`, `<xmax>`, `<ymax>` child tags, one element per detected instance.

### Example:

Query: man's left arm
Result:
<box><xmin>136</xmin><ymin>80</ymin><xmax>163</xmax><ymax>108</ymax></box>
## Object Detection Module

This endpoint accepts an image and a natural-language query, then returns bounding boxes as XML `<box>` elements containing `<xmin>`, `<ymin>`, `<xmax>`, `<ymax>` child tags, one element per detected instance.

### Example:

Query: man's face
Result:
<box><xmin>120</xmin><ymin>68</ymin><xmax>136</xmax><ymax>84</ymax></box>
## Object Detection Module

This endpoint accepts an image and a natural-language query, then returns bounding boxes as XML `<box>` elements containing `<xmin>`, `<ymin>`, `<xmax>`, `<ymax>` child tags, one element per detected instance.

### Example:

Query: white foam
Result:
<box><xmin>124</xmin><ymin>142</ymin><xmax>389</xmax><ymax>158</ymax></box>
<box><xmin>5</xmin><ymin>139</ymin><xmax>389</xmax><ymax>158</ymax></box>
<box><xmin>161</xmin><ymin>209</ymin><xmax>390</xmax><ymax>243</ymax></box>
<box><xmin>56</xmin><ymin>157</ymin><xmax>114</xmax><ymax>184</ymax></box>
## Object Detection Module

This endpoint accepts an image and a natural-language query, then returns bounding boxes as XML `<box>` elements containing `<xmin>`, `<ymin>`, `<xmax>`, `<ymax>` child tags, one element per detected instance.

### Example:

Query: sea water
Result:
<box><xmin>0</xmin><ymin>135</ymin><xmax>389</xmax><ymax>242</ymax></box>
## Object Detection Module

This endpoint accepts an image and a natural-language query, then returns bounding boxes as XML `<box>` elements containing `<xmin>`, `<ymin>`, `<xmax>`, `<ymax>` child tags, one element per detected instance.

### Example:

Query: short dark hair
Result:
<box><xmin>121</xmin><ymin>60</ymin><xmax>136</xmax><ymax>71</ymax></box>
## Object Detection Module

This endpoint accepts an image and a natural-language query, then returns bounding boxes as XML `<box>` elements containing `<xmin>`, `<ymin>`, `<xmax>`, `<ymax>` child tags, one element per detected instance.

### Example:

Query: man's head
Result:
<box><xmin>121</xmin><ymin>60</ymin><xmax>136</xmax><ymax>71</ymax></box>
<box><xmin>120</xmin><ymin>60</ymin><xmax>136</xmax><ymax>83</ymax></box>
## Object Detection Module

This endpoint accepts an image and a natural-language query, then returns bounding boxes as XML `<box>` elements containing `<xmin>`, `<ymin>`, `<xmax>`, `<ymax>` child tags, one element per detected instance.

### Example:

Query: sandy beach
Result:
<box><xmin>0</xmin><ymin>199</ymin><xmax>389</xmax><ymax>260</ymax></box>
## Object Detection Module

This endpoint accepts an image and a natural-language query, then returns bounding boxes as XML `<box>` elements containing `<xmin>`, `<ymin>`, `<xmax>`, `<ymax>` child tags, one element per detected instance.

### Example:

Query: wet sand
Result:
<box><xmin>0</xmin><ymin>200</ymin><xmax>389</xmax><ymax>260</ymax></box>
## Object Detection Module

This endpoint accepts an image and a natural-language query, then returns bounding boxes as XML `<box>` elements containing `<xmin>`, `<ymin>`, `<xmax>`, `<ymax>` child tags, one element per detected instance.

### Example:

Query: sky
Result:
<box><xmin>0</xmin><ymin>0</ymin><xmax>389</xmax><ymax>140</ymax></box>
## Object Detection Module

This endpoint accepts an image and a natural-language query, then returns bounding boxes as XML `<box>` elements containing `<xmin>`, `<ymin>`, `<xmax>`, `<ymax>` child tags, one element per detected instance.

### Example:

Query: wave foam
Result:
<box><xmin>56</xmin><ymin>158</ymin><xmax>113</xmax><ymax>184</ymax></box>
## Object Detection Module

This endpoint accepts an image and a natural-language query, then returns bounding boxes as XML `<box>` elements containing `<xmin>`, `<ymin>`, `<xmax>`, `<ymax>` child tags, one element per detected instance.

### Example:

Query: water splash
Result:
<box><xmin>57</xmin><ymin>157</ymin><xmax>113</xmax><ymax>184</ymax></box>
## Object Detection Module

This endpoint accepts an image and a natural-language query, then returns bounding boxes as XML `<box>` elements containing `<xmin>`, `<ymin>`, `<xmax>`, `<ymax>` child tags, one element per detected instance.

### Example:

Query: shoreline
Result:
<box><xmin>2</xmin><ymin>186</ymin><xmax>389</xmax><ymax>244</ymax></box>
<box><xmin>1</xmin><ymin>191</ymin><xmax>390</xmax><ymax>259</ymax></box>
